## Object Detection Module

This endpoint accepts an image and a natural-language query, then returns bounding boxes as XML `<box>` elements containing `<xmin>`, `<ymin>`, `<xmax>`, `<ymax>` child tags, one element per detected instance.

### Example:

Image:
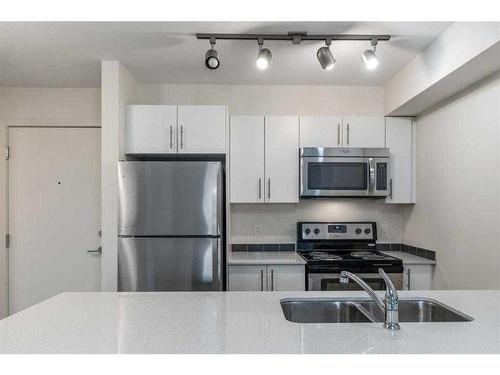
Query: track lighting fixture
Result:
<box><xmin>362</xmin><ymin>39</ymin><xmax>379</xmax><ymax>70</ymax></box>
<box><xmin>256</xmin><ymin>39</ymin><xmax>272</xmax><ymax>70</ymax></box>
<box><xmin>196</xmin><ymin>32</ymin><xmax>390</xmax><ymax>72</ymax></box>
<box><xmin>205</xmin><ymin>38</ymin><xmax>220</xmax><ymax>70</ymax></box>
<box><xmin>317</xmin><ymin>39</ymin><xmax>336</xmax><ymax>70</ymax></box>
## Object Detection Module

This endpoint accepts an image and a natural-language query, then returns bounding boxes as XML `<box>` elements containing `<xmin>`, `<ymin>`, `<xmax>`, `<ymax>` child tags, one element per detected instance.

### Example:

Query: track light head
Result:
<box><xmin>256</xmin><ymin>39</ymin><xmax>272</xmax><ymax>70</ymax></box>
<box><xmin>317</xmin><ymin>39</ymin><xmax>336</xmax><ymax>70</ymax></box>
<box><xmin>362</xmin><ymin>39</ymin><xmax>379</xmax><ymax>70</ymax></box>
<box><xmin>205</xmin><ymin>38</ymin><xmax>220</xmax><ymax>70</ymax></box>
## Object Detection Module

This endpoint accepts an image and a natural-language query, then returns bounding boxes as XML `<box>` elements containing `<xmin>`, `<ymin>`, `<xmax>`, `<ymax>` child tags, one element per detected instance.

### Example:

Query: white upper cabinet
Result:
<box><xmin>265</xmin><ymin>116</ymin><xmax>300</xmax><ymax>203</ymax></box>
<box><xmin>342</xmin><ymin>116</ymin><xmax>386</xmax><ymax>148</ymax></box>
<box><xmin>299</xmin><ymin>116</ymin><xmax>342</xmax><ymax>148</ymax></box>
<box><xmin>230</xmin><ymin>116</ymin><xmax>265</xmax><ymax>203</ymax></box>
<box><xmin>126</xmin><ymin>105</ymin><xmax>177</xmax><ymax>154</ymax></box>
<box><xmin>177</xmin><ymin>105</ymin><xmax>227</xmax><ymax>154</ymax></box>
<box><xmin>125</xmin><ymin>105</ymin><xmax>226</xmax><ymax>154</ymax></box>
<box><xmin>385</xmin><ymin>117</ymin><xmax>415</xmax><ymax>204</ymax></box>
<box><xmin>230</xmin><ymin>115</ymin><xmax>299</xmax><ymax>203</ymax></box>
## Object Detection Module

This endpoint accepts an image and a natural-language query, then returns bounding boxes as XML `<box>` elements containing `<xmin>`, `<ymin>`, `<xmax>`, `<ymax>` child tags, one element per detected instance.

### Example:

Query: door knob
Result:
<box><xmin>87</xmin><ymin>246</ymin><xmax>102</xmax><ymax>255</ymax></box>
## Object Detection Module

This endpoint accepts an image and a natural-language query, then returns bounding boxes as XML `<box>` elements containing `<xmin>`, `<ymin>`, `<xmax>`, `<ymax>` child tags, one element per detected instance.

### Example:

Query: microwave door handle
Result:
<box><xmin>368</xmin><ymin>158</ymin><xmax>375</xmax><ymax>194</ymax></box>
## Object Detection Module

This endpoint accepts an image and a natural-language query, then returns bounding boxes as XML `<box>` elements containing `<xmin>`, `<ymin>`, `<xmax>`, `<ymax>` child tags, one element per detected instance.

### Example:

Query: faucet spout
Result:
<box><xmin>340</xmin><ymin>269</ymin><xmax>400</xmax><ymax>330</ymax></box>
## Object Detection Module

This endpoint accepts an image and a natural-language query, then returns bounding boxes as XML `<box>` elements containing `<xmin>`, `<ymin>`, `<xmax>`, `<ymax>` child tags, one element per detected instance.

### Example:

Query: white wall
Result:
<box><xmin>0</xmin><ymin>87</ymin><xmax>100</xmax><ymax>318</ymax></box>
<box><xmin>137</xmin><ymin>83</ymin><xmax>405</xmax><ymax>244</ymax></box>
<box><xmin>101</xmin><ymin>62</ymin><xmax>137</xmax><ymax>291</ymax></box>
<box><xmin>402</xmin><ymin>72</ymin><xmax>500</xmax><ymax>289</ymax></box>
<box><xmin>384</xmin><ymin>22</ymin><xmax>500</xmax><ymax>116</ymax></box>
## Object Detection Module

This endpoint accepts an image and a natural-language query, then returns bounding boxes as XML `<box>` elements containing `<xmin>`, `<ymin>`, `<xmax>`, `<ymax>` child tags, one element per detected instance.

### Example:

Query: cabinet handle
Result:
<box><xmin>87</xmin><ymin>246</ymin><xmax>102</xmax><ymax>255</ymax></box>
<box><xmin>337</xmin><ymin>123</ymin><xmax>340</xmax><ymax>145</ymax></box>
<box><xmin>267</xmin><ymin>178</ymin><xmax>271</xmax><ymax>200</ymax></box>
<box><xmin>407</xmin><ymin>268</ymin><xmax>411</xmax><ymax>290</ymax></box>
<box><xmin>258</xmin><ymin>178</ymin><xmax>262</xmax><ymax>199</ymax></box>
<box><xmin>389</xmin><ymin>178</ymin><xmax>393</xmax><ymax>199</ymax></box>
<box><xmin>169</xmin><ymin>126</ymin><xmax>173</xmax><ymax>149</ymax></box>
<box><xmin>180</xmin><ymin>126</ymin><xmax>184</xmax><ymax>149</ymax></box>
<box><xmin>346</xmin><ymin>123</ymin><xmax>350</xmax><ymax>145</ymax></box>
<box><xmin>271</xmin><ymin>269</ymin><xmax>274</xmax><ymax>291</ymax></box>
<box><xmin>260</xmin><ymin>269</ymin><xmax>264</xmax><ymax>291</ymax></box>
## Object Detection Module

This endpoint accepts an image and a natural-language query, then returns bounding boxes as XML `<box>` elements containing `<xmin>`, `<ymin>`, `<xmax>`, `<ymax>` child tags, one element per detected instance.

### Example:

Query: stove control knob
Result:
<box><xmin>364</xmin><ymin>228</ymin><xmax>371</xmax><ymax>234</ymax></box>
<box><xmin>355</xmin><ymin>228</ymin><xmax>362</xmax><ymax>235</ymax></box>
<box><xmin>304</xmin><ymin>228</ymin><xmax>311</xmax><ymax>235</ymax></box>
<box><xmin>313</xmin><ymin>228</ymin><xmax>320</xmax><ymax>235</ymax></box>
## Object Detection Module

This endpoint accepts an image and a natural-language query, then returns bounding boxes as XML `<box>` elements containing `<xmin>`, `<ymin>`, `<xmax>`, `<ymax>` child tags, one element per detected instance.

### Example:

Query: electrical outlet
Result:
<box><xmin>380</xmin><ymin>225</ymin><xmax>388</xmax><ymax>237</ymax></box>
<box><xmin>254</xmin><ymin>225</ymin><xmax>262</xmax><ymax>237</ymax></box>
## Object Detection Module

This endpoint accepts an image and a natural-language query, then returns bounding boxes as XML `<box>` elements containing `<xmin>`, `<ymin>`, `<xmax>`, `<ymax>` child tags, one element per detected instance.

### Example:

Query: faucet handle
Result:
<box><xmin>340</xmin><ymin>271</ymin><xmax>349</xmax><ymax>284</ymax></box>
<box><xmin>378</xmin><ymin>268</ymin><xmax>398</xmax><ymax>301</ymax></box>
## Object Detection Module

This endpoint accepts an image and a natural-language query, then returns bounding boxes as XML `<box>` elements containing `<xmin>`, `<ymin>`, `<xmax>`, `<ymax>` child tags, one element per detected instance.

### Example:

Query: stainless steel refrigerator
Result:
<box><xmin>118</xmin><ymin>161</ymin><xmax>224</xmax><ymax>291</ymax></box>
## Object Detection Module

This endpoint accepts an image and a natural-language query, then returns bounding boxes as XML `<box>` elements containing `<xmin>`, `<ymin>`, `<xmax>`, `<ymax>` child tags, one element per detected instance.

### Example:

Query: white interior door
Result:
<box><xmin>264</xmin><ymin>116</ymin><xmax>300</xmax><ymax>203</ymax></box>
<box><xmin>8</xmin><ymin>127</ymin><xmax>101</xmax><ymax>314</ymax></box>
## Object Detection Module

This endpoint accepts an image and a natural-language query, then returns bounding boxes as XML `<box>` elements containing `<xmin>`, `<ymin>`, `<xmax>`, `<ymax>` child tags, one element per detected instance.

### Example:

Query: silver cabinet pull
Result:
<box><xmin>180</xmin><ymin>125</ymin><xmax>184</xmax><ymax>149</ymax></box>
<box><xmin>407</xmin><ymin>268</ymin><xmax>411</xmax><ymax>290</ymax></box>
<box><xmin>258</xmin><ymin>178</ymin><xmax>262</xmax><ymax>199</ymax></box>
<box><xmin>87</xmin><ymin>246</ymin><xmax>102</xmax><ymax>255</ymax></box>
<box><xmin>260</xmin><ymin>269</ymin><xmax>264</xmax><ymax>291</ymax></box>
<box><xmin>346</xmin><ymin>123</ymin><xmax>350</xmax><ymax>145</ymax></box>
<box><xmin>267</xmin><ymin>178</ymin><xmax>271</xmax><ymax>200</ymax></box>
<box><xmin>337</xmin><ymin>123</ymin><xmax>340</xmax><ymax>145</ymax></box>
<box><xmin>270</xmin><ymin>269</ymin><xmax>274</xmax><ymax>291</ymax></box>
<box><xmin>169</xmin><ymin>126</ymin><xmax>174</xmax><ymax>149</ymax></box>
<box><xmin>389</xmin><ymin>178</ymin><xmax>393</xmax><ymax>199</ymax></box>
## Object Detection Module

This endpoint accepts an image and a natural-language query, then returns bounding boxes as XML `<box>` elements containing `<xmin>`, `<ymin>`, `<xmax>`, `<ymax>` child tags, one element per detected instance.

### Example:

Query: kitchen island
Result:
<box><xmin>0</xmin><ymin>290</ymin><xmax>499</xmax><ymax>354</ymax></box>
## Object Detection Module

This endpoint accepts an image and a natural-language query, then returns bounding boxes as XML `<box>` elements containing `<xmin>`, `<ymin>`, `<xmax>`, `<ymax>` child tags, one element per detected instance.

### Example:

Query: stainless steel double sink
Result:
<box><xmin>280</xmin><ymin>298</ymin><xmax>474</xmax><ymax>323</ymax></box>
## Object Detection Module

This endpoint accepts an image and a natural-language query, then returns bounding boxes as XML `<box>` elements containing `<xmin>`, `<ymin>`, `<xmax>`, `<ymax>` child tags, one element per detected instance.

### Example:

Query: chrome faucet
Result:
<box><xmin>340</xmin><ymin>268</ymin><xmax>400</xmax><ymax>330</ymax></box>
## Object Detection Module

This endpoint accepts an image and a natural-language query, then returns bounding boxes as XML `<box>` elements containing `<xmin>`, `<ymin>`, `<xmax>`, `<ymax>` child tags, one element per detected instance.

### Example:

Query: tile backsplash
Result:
<box><xmin>231</xmin><ymin>243</ymin><xmax>296</xmax><ymax>252</ymax></box>
<box><xmin>377</xmin><ymin>243</ymin><xmax>436</xmax><ymax>261</ymax></box>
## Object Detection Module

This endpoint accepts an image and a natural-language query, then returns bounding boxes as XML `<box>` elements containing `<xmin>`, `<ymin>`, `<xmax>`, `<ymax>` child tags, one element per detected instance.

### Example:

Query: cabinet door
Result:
<box><xmin>264</xmin><ymin>116</ymin><xmax>300</xmax><ymax>203</ymax></box>
<box><xmin>230</xmin><ymin>116</ymin><xmax>265</xmax><ymax>203</ymax></box>
<box><xmin>228</xmin><ymin>265</ymin><xmax>267</xmax><ymax>291</ymax></box>
<box><xmin>404</xmin><ymin>265</ymin><xmax>434</xmax><ymax>290</ymax></box>
<box><xmin>385</xmin><ymin>117</ymin><xmax>414</xmax><ymax>204</ymax></box>
<box><xmin>267</xmin><ymin>265</ymin><xmax>305</xmax><ymax>291</ymax></box>
<box><xmin>177</xmin><ymin>105</ymin><xmax>226</xmax><ymax>153</ymax></box>
<box><xmin>299</xmin><ymin>116</ymin><xmax>342</xmax><ymax>148</ymax></box>
<box><xmin>126</xmin><ymin>105</ymin><xmax>177</xmax><ymax>154</ymax></box>
<box><xmin>342</xmin><ymin>116</ymin><xmax>385</xmax><ymax>148</ymax></box>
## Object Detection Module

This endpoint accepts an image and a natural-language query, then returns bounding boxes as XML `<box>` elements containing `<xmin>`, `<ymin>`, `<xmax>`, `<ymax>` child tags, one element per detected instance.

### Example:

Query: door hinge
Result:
<box><xmin>5</xmin><ymin>146</ymin><xmax>10</xmax><ymax>160</ymax></box>
<box><xmin>5</xmin><ymin>234</ymin><xmax>10</xmax><ymax>248</ymax></box>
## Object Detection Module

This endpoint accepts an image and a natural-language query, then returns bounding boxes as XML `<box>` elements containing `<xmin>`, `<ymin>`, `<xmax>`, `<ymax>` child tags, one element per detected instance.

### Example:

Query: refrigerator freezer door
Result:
<box><xmin>118</xmin><ymin>161</ymin><xmax>222</xmax><ymax>236</ymax></box>
<box><xmin>118</xmin><ymin>237</ymin><xmax>222</xmax><ymax>291</ymax></box>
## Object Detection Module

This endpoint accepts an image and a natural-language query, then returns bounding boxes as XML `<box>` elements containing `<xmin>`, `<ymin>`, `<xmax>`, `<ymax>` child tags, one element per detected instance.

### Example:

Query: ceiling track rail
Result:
<box><xmin>196</xmin><ymin>33</ymin><xmax>391</xmax><ymax>43</ymax></box>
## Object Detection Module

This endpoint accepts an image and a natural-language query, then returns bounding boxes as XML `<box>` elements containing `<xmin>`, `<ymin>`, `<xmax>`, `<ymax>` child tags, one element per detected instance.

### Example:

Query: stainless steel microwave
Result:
<box><xmin>300</xmin><ymin>147</ymin><xmax>390</xmax><ymax>198</ymax></box>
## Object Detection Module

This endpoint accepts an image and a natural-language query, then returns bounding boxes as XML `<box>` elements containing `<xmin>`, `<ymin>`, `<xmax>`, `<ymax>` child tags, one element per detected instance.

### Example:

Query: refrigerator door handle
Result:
<box><xmin>213</xmin><ymin>237</ymin><xmax>223</xmax><ymax>290</ymax></box>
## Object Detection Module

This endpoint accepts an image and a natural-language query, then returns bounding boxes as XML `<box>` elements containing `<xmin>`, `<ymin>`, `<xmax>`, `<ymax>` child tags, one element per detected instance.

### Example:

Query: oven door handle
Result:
<box><xmin>368</xmin><ymin>158</ymin><xmax>375</xmax><ymax>194</ymax></box>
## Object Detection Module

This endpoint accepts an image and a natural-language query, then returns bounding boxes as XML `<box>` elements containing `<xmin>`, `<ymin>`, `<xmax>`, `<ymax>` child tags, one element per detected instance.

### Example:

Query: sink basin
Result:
<box><xmin>358</xmin><ymin>298</ymin><xmax>474</xmax><ymax>323</ymax></box>
<box><xmin>280</xmin><ymin>298</ymin><xmax>473</xmax><ymax>324</ymax></box>
<box><xmin>280</xmin><ymin>298</ymin><xmax>376</xmax><ymax>323</ymax></box>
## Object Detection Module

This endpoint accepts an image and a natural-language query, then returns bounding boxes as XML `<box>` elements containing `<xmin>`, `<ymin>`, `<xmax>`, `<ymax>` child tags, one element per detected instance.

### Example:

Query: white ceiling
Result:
<box><xmin>0</xmin><ymin>22</ymin><xmax>452</xmax><ymax>87</ymax></box>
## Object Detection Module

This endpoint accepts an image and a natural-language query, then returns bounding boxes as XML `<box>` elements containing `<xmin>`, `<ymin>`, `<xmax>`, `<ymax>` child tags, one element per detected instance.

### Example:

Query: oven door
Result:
<box><xmin>300</xmin><ymin>156</ymin><xmax>370</xmax><ymax>197</ymax></box>
<box><xmin>308</xmin><ymin>273</ymin><xmax>403</xmax><ymax>291</ymax></box>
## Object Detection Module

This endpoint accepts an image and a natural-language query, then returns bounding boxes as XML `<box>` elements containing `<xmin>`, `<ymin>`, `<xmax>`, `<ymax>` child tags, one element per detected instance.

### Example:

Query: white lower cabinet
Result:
<box><xmin>229</xmin><ymin>264</ymin><xmax>305</xmax><ymax>291</ymax></box>
<box><xmin>403</xmin><ymin>264</ymin><xmax>434</xmax><ymax>290</ymax></box>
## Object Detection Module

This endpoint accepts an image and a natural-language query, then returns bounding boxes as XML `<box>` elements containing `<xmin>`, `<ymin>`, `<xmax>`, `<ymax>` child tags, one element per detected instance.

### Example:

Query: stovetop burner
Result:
<box><xmin>308</xmin><ymin>252</ymin><xmax>343</xmax><ymax>261</ymax></box>
<box><xmin>350</xmin><ymin>251</ymin><xmax>374</xmax><ymax>258</ymax></box>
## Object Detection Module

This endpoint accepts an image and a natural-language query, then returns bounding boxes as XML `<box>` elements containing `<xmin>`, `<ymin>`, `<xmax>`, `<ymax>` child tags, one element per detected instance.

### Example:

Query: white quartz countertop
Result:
<box><xmin>381</xmin><ymin>251</ymin><xmax>436</xmax><ymax>265</ymax></box>
<box><xmin>0</xmin><ymin>290</ymin><xmax>498</xmax><ymax>354</ymax></box>
<box><xmin>228</xmin><ymin>251</ymin><xmax>306</xmax><ymax>265</ymax></box>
